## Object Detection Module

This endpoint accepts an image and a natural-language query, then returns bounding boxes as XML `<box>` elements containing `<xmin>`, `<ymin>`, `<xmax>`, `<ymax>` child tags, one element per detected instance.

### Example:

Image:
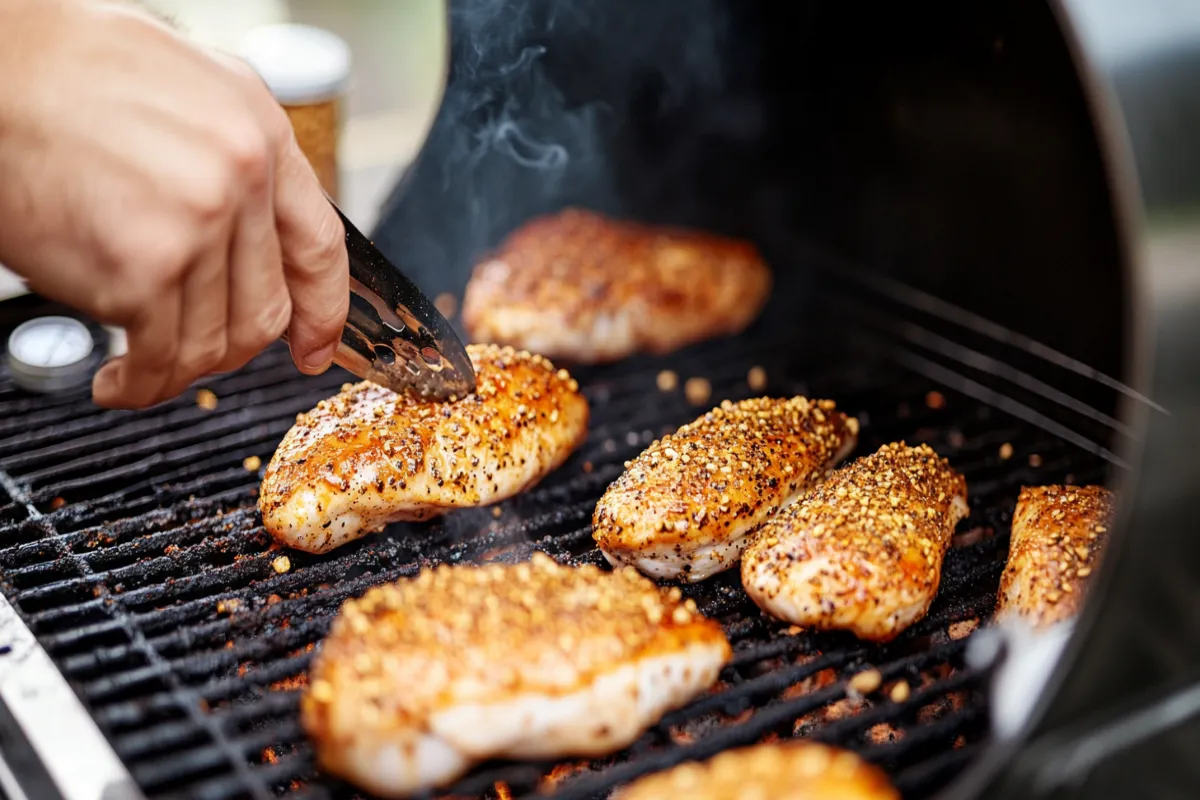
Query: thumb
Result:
<box><xmin>274</xmin><ymin>134</ymin><xmax>349</xmax><ymax>374</ymax></box>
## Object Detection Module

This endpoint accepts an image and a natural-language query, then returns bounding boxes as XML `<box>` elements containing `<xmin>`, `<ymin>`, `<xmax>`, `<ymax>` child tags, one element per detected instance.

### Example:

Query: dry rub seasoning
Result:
<box><xmin>240</xmin><ymin>24</ymin><xmax>351</xmax><ymax>201</ymax></box>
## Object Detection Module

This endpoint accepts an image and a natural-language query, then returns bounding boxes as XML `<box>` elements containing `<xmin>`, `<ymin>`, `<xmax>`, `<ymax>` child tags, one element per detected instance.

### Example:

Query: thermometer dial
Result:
<box><xmin>6</xmin><ymin>316</ymin><xmax>98</xmax><ymax>393</ymax></box>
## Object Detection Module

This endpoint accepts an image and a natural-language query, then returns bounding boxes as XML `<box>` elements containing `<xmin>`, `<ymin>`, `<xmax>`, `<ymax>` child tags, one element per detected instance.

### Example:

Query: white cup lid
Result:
<box><xmin>239</xmin><ymin>23</ymin><xmax>351</xmax><ymax>104</ymax></box>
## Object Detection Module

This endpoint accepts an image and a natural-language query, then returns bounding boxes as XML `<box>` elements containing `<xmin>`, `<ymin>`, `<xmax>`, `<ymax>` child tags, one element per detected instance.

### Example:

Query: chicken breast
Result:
<box><xmin>742</xmin><ymin>442</ymin><xmax>968</xmax><ymax>642</ymax></box>
<box><xmin>302</xmin><ymin>553</ymin><xmax>731</xmax><ymax>798</ymax></box>
<box><xmin>613</xmin><ymin>741</ymin><xmax>898</xmax><ymax>800</ymax></box>
<box><xmin>995</xmin><ymin>485</ymin><xmax>1114</xmax><ymax>627</ymax></box>
<box><xmin>259</xmin><ymin>344</ymin><xmax>589</xmax><ymax>553</ymax></box>
<box><xmin>461</xmin><ymin>208</ymin><xmax>772</xmax><ymax>363</ymax></box>
<box><xmin>593</xmin><ymin>397</ymin><xmax>859</xmax><ymax>583</ymax></box>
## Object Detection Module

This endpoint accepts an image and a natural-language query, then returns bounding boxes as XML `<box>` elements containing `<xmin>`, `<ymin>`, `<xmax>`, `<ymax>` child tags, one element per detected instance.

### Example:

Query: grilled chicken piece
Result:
<box><xmin>614</xmin><ymin>741</ymin><xmax>899</xmax><ymax>800</ymax></box>
<box><xmin>302</xmin><ymin>554</ymin><xmax>731</xmax><ymax>798</ymax></box>
<box><xmin>593</xmin><ymin>397</ymin><xmax>858</xmax><ymax>583</ymax></box>
<box><xmin>996</xmin><ymin>485</ymin><xmax>1114</xmax><ymax>627</ymax></box>
<box><xmin>259</xmin><ymin>345</ymin><xmax>588</xmax><ymax>553</ymax></box>
<box><xmin>742</xmin><ymin>442</ymin><xmax>968</xmax><ymax>642</ymax></box>
<box><xmin>461</xmin><ymin>208</ymin><xmax>772</xmax><ymax>363</ymax></box>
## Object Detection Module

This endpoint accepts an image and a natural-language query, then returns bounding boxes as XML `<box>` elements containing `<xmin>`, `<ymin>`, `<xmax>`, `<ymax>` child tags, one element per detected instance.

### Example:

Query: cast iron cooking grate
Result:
<box><xmin>0</xmin><ymin>293</ymin><xmax>1112</xmax><ymax>800</ymax></box>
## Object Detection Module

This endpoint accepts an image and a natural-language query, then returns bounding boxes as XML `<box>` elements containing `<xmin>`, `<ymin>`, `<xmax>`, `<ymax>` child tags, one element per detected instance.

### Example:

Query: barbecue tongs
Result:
<box><xmin>284</xmin><ymin>205</ymin><xmax>476</xmax><ymax>401</ymax></box>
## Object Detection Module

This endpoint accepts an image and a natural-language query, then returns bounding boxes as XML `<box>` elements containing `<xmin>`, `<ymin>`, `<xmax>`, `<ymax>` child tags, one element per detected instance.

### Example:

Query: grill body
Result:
<box><xmin>0</xmin><ymin>1</ymin><xmax>1198</xmax><ymax>799</ymax></box>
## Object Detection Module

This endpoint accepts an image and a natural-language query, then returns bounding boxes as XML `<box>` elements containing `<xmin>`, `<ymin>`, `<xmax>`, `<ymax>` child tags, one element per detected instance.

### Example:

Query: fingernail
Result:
<box><xmin>301</xmin><ymin>342</ymin><xmax>338</xmax><ymax>372</ymax></box>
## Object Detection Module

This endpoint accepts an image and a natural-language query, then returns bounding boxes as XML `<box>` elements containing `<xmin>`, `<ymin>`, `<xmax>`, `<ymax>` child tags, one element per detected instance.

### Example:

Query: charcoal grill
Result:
<box><xmin>2</xmin><ymin>0</ymin><xmax>1200</xmax><ymax>798</ymax></box>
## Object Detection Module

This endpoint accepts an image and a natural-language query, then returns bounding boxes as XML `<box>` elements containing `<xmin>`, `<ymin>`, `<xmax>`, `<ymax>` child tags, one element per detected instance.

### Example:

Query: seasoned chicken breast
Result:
<box><xmin>742</xmin><ymin>442</ymin><xmax>968</xmax><ymax>642</ymax></box>
<box><xmin>996</xmin><ymin>485</ymin><xmax>1114</xmax><ymax>627</ymax></box>
<box><xmin>593</xmin><ymin>397</ymin><xmax>859</xmax><ymax>583</ymax></box>
<box><xmin>614</xmin><ymin>741</ymin><xmax>899</xmax><ymax>800</ymax></box>
<box><xmin>302</xmin><ymin>554</ymin><xmax>731</xmax><ymax>798</ymax></box>
<box><xmin>259</xmin><ymin>344</ymin><xmax>589</xmax><ymax>553</ymax></box>
<box><xmin>461</xmin><ymin>208</ymin><xmax>772</xmax><ymax>363</ymax></box>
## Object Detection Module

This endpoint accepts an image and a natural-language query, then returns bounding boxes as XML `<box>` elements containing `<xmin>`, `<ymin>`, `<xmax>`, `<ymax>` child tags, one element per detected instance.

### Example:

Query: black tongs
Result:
<box><xmin>289</xmin><ymin>205</ymin><xmax>476</xmax><ymax>401</ymax></box>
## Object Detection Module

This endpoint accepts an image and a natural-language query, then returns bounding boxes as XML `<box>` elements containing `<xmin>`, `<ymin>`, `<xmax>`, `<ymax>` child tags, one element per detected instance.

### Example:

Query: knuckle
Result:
<box><xmin>294</xmin><ymin>297</ymin><xmax>345</xmax><ymax>341</ymax></box>
<box><xmin>91</xmin><ymin>291</ymin><xmax>133</xmax><ymax>323</ymax></box>
<box><xmin>308</xmin><ymin>211</ymin><xmax>347</xmax><ymax>270</ymax></box>
<box><xmin>107</xmin><ymin>228</ymin><xmax>192</xmax><ymax>282</ymax></box>
<box><xmin>235</xmin><ymin>297</ymin><xmax>292</xmax><ymax>352</ymax></box>
<box><xmin>253</xmin><ymin>298</ymin><xmax>293</xmax><ymax>344</ymax></box>
<box><xmin>178</xmin><ymin>340</ymin><xmax>228</xmax><ymax>377</ymax></box>
<box><xmin>223</xmin><ymin>130</ymin><xmax>271</xmax><ymax>191</ymax></box>
<box><xmin>183</xmin><ymin>168</ymin><xmax>237</xmax><ymax>223</ymax></box>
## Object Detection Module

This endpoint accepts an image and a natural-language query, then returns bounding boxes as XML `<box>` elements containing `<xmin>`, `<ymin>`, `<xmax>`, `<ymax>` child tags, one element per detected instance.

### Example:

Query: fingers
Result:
<box><xmin>158</xmin><ymin>245</ymin><xmax>229</xmax><ymax>401</ymax></box>
<box><xmin>92</xmin><ymin>288</ymin><xmax>182</xmax><ymax>409</ymax></box>
<box><xmin>215</xmin><ymin>139</ymin><xmax>290</xmax><ymax>375</ymax></box>
<box><xmin>210</xmin><ymin>49</ymin><xmax>345</xmax><ymax>374</ymax></box>
<box><xmin>273</xmin><ymin>131</ymin><xmax>349</xmax><ymax>375</ymax></box>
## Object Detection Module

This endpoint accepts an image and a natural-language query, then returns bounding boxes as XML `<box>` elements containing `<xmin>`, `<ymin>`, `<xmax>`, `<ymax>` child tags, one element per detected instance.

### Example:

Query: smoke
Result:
<box><xmin>372</xmin><ymin>0</ymin><xmax>742</xmax><ymax>300</ymax></box>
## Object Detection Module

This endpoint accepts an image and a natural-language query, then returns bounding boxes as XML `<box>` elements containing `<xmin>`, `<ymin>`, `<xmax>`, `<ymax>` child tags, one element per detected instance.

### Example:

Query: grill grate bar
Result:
<box><xmin>0</xmin><ymin>291</ymin><xmax>1122</xmax><ymax>799</ymax></box>
<box><xmin>0</xmin><ymin>479</ymin><xmax>275</xmax><ymax>799</ymax></box>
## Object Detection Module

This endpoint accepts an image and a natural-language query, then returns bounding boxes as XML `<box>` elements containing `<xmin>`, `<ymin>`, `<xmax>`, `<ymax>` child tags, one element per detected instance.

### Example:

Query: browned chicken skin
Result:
<box><xmin>302</xmin><ymin>554</ymin><xmax>731</xmax><ymax>798</ymax></box>
<box><xmin>593</xmin><ymin>397</ymin><xmax>859</xmax><ymax>582</ymax></box>
<box><xmin>996</xmin><ymin>485</ymin><xmax>1114</xmax><ymax>627</ymax></box>
<box><xmin>742</xmin><ymin>442</ymin><xmax>968</xmax><ymax>642</ymax></box>
<box><xmin>259</xmin><ymin>344</ymin><xmax>589</xmax><ymax>553</ymax></box>
<box><xmin>461</xmin><ymin>208</ymin><xmax>772</xmax><ymax>363</ymax></box>
<box><xmin>613</xmin><ymin>741</ymin><xmax>899</xmax><ymax>800</ymax></box>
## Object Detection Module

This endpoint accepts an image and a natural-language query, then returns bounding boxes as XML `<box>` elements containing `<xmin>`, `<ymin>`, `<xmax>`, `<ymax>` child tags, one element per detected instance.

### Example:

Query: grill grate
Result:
<box><xmin>0</xmin><ymin>294</ymin><xmax>1112</xmax><ymax>800</ymax></box>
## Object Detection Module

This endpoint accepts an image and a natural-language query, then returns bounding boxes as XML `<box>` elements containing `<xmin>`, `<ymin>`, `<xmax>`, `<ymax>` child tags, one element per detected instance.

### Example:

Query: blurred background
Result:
<box><xmin>0</xmin><ymin>0</ymin><xmax>446</xmax><ymax>299</ymax></box>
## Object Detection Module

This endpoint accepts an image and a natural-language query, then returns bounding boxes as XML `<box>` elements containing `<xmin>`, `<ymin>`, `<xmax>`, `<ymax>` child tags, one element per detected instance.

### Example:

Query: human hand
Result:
<box><xmin>0</xmin><ymin>0</ymin><xmax>350</xmax><ymax>408</ymax></box>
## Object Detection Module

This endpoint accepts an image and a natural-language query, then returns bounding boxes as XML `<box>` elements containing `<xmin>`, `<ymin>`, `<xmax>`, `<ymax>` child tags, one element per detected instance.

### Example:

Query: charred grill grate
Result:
<box><xmin>0</xmin><ymin>291</ymin><xmax>1112</xmax><ymax>800</ymax></box>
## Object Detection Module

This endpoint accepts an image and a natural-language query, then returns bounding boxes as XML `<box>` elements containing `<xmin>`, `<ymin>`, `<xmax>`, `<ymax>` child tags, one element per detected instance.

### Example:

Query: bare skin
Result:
<box><xmin>0</xmin><ymin>0</ymin><xmax>350</xmax><ymax>408</ymax></box>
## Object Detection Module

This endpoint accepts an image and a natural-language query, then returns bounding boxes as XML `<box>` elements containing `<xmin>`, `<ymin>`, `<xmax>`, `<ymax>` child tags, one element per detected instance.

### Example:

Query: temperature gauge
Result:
<box><xmin>6</xmin><ymin>316</ymin><xmax>99</xmax><ymax>393</ymax></box>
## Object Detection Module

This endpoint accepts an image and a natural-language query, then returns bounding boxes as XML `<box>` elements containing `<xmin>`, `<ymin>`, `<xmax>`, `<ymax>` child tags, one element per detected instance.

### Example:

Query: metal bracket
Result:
<box><xmin>0</xmin><ymin>593</ymin><xmax>145</xmax><ymax>800</ymax></box>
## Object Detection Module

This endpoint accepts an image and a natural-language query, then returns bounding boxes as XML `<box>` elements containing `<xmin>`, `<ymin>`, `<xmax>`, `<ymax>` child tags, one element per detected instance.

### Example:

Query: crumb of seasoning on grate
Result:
<box><xmin>195</xmin><ymin>388</ymin><xmax>218</xmax><ymax>410</ymax></box>
<box><xmin>216</xmin><ymin>598</ymin><xmax>240</xmax><ymax>614</ymax></box>
<box><xmin>684</xmin><ymin>376</ymin><xmax>711</xmax><ymax>406</ymax></box>
<box><xmin>948</xmin><ymin>429</ymin><xmax>965</xmax><ymax>448</ymax></box>
<box><xmin>656</xmin><ymin>369</ymin><xmax>678</xmax><ymax>392</ymax></box>
<box><xmin>1029</xmin><ymin>452</ymin><xmax>1043</xmax><ymax>467</ymax></box>
<box><xmin>491</xmin><ymin>506</ymin><xmax>502</xmax><ymax>518</ymax></box>
<box><xmin>999</xmin><ymin>442</ymin><xmax>1014</xmax><ymax>460</ymax></box>
<box><xmin>747</xmin><ymin>365</ymin><xmax>768</xmax><ymax>392</ymax></box>
<box><xmin>925</xmin><ymin>390</ymin><xmax>945</xmax><ymax>409</ymax></box>
<box><xmin>949</xmin><ymin>618</ymin><xmax>979</xmax><ymax>640</ymax></box>
<box><xmin>582</xmin><ymin>461</ymin><xmax>593</xmax><ymax>473</ymax></box>
<box><xmin>272</xmin><ymin>555</ymin><xmax>292</xmax><ymax>574</ymax></box>
<box><xmin>889</xmin><ymin>680</ymin><xmax>911</xmax><ymax>703</ymax></box>
<box><xmin>848</xmin><ymin>667</ymin><xmax>882</xmax><ymax>696</ymax></box>
<box><xmin>242</xmin><ymin>455</ymin><xmax>262</xmax><ymax>472</ymax></box>
<box><xmin>434</xmin><ymin>292</ymin><xmax>458</xmax><ymax>319</ymax></box>
<box><xmin>492</xmin><ymin>782</ymin><xmax>514</xmax><ymax>800</ymax></box>
<box><xmin>261</xmin><ymin>747</ymin><xmax>279</xmax><ymax>765</ymax></box>
<box><xmin>868</xmin><ymin>723</ymin><xmax>904</xmax><ymax>744</ymax></box>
